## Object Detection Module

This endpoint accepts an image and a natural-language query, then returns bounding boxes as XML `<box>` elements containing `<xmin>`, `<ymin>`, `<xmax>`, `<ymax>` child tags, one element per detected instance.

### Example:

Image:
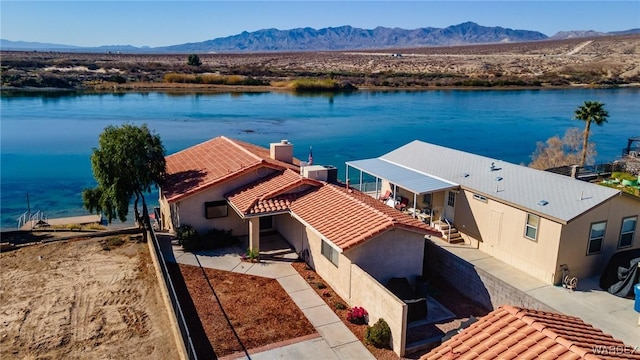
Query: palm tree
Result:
<box><xmin>574</xmin><ymin>101</ymin><xmax>609</xmax><ymax>166</ymax></box>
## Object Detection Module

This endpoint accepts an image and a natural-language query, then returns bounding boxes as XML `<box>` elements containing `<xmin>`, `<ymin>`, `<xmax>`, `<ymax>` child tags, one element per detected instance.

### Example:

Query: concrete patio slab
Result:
<box><xmin>288</xmin><ymin>288</ymin><xmax>327</xmax><ymax>310</ymax></box>
<box><xmin>316</xmin><ymin>321</ymin><xmax>360</xmax><ymax>348</ymax></box>
<box><xmin>302</xmin><ymin>304</ymin><xmax>342</xmax><ymax>328</ymax></box>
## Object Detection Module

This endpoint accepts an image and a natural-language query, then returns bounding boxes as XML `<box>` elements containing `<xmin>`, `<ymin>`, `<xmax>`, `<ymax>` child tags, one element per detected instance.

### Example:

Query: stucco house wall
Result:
<box><xmin>350</xmin><ymin>264</ymin><xmax>407</xmax><ymax>356</ymax></box>
<box><xmin>345</xmin><ymin>229</ymin><xmax>425</xmax><ymax>284</ymax></box>
<box><xmin>556</xmin><ymin>194</ymin><xmax>640</xmax><ymax>283</ymax></box>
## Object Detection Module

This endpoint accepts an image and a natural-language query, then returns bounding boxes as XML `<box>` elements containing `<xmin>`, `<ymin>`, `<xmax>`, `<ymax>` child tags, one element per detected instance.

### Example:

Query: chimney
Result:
<box><xmin>270</xmin><ymin>140</ymin><xmax>293</xmax><ymax>164</ymax></box>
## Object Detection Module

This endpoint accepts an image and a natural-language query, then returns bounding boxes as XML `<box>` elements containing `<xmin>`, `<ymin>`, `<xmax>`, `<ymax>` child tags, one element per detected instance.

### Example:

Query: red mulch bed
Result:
<box><xmin>168</xmin><ymin>263</ymin><xmax>316</xmax><ymax>358</ymax></box>
<box><xmin>292</xmin><ymin>262</ymin><xmax>400</xmax><ymax>360</ymax></box>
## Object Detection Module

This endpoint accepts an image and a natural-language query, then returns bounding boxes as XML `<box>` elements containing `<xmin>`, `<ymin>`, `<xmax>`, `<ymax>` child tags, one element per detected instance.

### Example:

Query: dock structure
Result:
<box><xmin>19</xmin><ymin>214</ymin><xmax>102</xmax><ymax>231</ymax></box>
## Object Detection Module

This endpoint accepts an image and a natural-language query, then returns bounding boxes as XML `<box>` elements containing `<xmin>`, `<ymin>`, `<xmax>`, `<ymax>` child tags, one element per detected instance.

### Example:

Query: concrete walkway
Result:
<box><xmin>439</xmin><ymin>242</ymin><xmax>640</xmax><ymax>349</ymax></box>
<box><xmin>158</xmin><ymin>234</ymin><xmax>375</xmax><ymax>360</ymax></box>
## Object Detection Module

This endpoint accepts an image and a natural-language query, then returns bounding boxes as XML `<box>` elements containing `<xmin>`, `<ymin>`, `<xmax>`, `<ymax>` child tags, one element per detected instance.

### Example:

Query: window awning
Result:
<box><xmin>347</xmin><ymin>158</ymin><xmax>458</xmax><ymax>194</ymax></box>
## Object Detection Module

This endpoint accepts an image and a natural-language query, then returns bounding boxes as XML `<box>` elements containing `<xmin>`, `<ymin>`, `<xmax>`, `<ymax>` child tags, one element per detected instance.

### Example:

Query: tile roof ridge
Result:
<box><xmin>259</xmin><ymin>169</ymin><xmax>322</xmax><ymax>200</ymax></box>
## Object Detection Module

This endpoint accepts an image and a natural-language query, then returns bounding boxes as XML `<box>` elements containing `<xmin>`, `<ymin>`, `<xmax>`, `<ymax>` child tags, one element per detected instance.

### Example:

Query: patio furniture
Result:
<box><xmin>395</xmin><ymin>197</ymin><xmax>409</xmax><ymax>211</ymax></box>
<box><xmin>379</xmin><ymin>190</ymin><xmax>392</xmax><ymax>202</ymax></box>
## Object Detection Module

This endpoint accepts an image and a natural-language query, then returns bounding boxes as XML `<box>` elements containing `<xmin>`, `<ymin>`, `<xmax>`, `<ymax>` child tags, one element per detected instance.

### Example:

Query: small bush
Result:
<box><xmin>176</xmin><ymin>224</ymin><xmax>199</xmax><ymax>250</ymax></box>
<box><xmin>335</xmin><ymin>302</ymin><xmax>347</xmax><ymax>310</ymax></box>
<box><xmin>244</xmin><ymin>247</ymin><xmax>260</xmax><ymax>262</ymax></box>
<box><xmin>316</xmin><ymin>282</ymin><xmax>327</xmax><ymax>289</ymax></box>
<box><xmin>187</xmin><ymin>54</ymin><xmax>202</xmax><ymax>67</ymax></box>
<box><xmin>365</xmin><ymin>318</ymin><xmax>391</xmax><ymax>349</ymax></box>
<box><xmin>347</xmin><ymin>306</ymin><xmax>368</xmax><ymax>325</ymax></box>
<box><xmin>101</xmin><ymin>236</ymin><xmax>126</xmax><ymax>251</ymax></box>
<box><xmin>612</xmin><ymin>172</ymin><xmax>636</xmax><ymax>181</ymax></box>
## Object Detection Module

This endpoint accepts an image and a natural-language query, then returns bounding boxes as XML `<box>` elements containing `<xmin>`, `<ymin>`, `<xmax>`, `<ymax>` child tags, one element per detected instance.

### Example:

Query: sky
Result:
<box><xmin>1</xmin><ymin>1</ymin><xmax>639</xmax><ymax>48</ymax></box>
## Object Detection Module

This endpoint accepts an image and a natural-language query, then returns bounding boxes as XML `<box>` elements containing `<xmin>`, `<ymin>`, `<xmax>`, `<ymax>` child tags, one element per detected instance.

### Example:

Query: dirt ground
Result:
<box><xmin>0</xmin><ymin>235</ymin><xmax>179</xmax><ymax>359</ymax></box>
<box><xmin>2</xmin><ymin>34</ymin><xmax>639</xmax><ymax>90</ymax></box>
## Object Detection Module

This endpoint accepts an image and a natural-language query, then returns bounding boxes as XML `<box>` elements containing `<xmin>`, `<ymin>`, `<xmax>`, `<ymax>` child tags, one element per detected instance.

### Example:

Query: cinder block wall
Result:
<box><xmin>425</xmin><ymin>241</ymin><xmax>554</xmax><ymax>311</ymax></box>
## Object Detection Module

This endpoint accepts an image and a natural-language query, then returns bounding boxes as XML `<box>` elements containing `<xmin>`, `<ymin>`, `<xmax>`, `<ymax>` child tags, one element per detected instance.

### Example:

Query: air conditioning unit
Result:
<box><xmin>302</xmin><ymin>165</ymin><xmax>337</xmax><ymax>183</ymax></box>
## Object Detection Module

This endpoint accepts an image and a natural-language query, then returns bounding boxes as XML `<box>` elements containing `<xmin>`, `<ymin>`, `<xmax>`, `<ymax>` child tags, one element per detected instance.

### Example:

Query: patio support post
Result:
<box><xmin>413</xmin><ymin>193</ymin><xmax>417</xmax><ymax>218</ymax></box>
<box><xmin>248</xmin><ymin>218</ymin><xmax>260</xmax><ymax>254</ymax></box>
<box><xmin>375</xmin><ymin>178</ymin><xmax>379</xmax><ymax>199</ymax></box>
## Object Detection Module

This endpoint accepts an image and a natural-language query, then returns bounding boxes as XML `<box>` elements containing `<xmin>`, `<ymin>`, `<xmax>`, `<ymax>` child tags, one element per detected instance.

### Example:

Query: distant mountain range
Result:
<box><xmin>2</xmin><ymin>22</ymin><xmax>639</xmax><ymax>54</ymax></box>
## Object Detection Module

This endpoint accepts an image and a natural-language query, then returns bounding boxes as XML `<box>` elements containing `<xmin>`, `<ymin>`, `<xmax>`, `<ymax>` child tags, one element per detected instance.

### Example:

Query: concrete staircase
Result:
<box><xmin>433</xmin><ymin>220</ymin><xmax>464</xmax><ymax>244</ymax></box>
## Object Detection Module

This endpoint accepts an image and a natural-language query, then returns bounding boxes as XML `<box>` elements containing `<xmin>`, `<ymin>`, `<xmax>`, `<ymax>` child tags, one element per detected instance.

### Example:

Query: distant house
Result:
<box><xmin>423</xmin><ymin>305</ymin><xmax>640</xmax><ymax>359</ymax></box>
<box><xmin>159</xmin><ymin>136</ymin><xmax>441</xmax><ymax>356</ymax></box>
<box><xmin>347</xmin><ymin>140</ymin><xmax>640</xmax><ymax>285</ymax></box>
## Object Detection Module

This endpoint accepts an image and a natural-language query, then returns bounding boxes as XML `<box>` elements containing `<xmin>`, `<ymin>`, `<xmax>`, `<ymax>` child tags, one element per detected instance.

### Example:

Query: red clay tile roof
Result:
<box><xmin>162</xmin><ymin>136</ymin><xmax>299</xmax><ymax>202</ymax></box>
<box><xmin>424</xmin><ymin>305</ymin><xmax>640</xmax><ymax>360</ymax></box>
<box><xmin>226</xmin><ymin>169</ymin><xmax>321</xmax><ymax>215</ymax></box>
<box><xmin>290</xmin><ymin>184</ymin><xmax>440</xmax><ymax>251</ymax></box>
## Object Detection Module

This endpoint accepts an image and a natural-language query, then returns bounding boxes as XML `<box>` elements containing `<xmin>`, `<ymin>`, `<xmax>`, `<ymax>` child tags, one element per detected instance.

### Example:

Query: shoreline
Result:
<box><xmin>2</xmin><ymin>82</ymin><xmax>639</xmax><ymax>95</ymax></box>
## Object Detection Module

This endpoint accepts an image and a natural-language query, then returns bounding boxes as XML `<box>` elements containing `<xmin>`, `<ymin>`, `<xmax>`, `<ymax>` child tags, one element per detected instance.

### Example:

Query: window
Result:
<box><xmin>423</xmin><ymin>193</ymin><xmax>432</xmax><ymax>205</ymax></box>
<box><xmin>321</xmin><ymin>239</ymin><xmax>339</xmax><ymax>266</ymax></box>
<box><xmin>447</xmin><ymin>192</ymin><xmax>456</xmax><ymax>207</ymax></box>
<box><xmin>473</xmin><ymin>193</ymin><xmax>487</xmax><ymax>202</ymax></box>
<box><xmin>204</xmin><ymin>200</ymin><xmax>228</xmax><ymax>219</ymax></box>
<box><xmin>587</xmin><ymin>221</ymin><xmax>607</xmax><ymax>255</ymax></box>
<box><xmin>524</xmin><ymin>213</ymin><xmax>539</xmax><ymax>241</ymax></box>
<box><xmin>619</xmin><ymin>217</ymin><xmax>637</xmax><ymax>248</ymax></box>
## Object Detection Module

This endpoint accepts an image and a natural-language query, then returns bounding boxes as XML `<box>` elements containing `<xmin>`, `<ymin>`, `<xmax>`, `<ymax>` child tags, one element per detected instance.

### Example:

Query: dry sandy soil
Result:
<box><xmin>0</xmin><ymin>235</ymin><xmax>178</xmax><ymax>359</ymax></box>
<box><xmin>2</xmin><ymin>34</ymin><xmax>639</xmax><ymax>90</ymax></box>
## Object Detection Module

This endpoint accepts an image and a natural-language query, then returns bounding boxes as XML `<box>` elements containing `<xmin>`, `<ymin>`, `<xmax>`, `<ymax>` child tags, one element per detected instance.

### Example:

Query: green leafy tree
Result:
<box><xmin>574</xmin><ymin>101</ymin><xmax>609</xmax><ymax>166</ymax></box>
<box><xmin>82</xmin><ymin>124</ymin><xmax>166</xmax><ymax>232</ymax></box>
<box><xmin>187</xmin><ymin>54</ymin><xmax>202</xmax><ymax>66</ymax></box>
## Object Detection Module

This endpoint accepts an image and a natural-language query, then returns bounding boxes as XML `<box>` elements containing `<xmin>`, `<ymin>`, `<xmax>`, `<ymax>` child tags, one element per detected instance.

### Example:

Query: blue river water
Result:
<box><xmin>1</xmin><ymin>88</ymin><xmax>639</xmax><ymax>230</ymax></box>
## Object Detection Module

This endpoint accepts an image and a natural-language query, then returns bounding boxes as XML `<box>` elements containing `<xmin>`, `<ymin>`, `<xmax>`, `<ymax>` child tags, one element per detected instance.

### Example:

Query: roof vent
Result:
<box><xmin>495</xmin><ymin>176</ymin><xmax>503</xmax><ymax>181</ymax></box>
<box><xmin>463</xmin><ymin>173</ymin><xmax>470</xmax><ymax>178</ymax></box>
<box><xmin>538</xmin><ymin>200</ymin><xmax>549</xmax><ymax>206</ymax></box>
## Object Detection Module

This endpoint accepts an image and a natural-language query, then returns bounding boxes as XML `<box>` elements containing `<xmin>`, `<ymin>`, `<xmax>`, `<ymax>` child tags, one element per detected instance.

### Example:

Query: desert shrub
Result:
<box><xmin>187</xmin><ymin>54</ymin><xmax>202</xmax><ymax>66</ymax></box>
<box><xmin>176</xmin><ymin>224</ymin><xmax>199</xmax><ymax>250</ymax></box>
<box><xmin>101</xmin><ymin>236</ymin><xmax>126</xmax><ymax>251</ymax></box>
<box><xmin>335</xmin><ymin>302</ymin><xmax>347</xmax><ymax>310</ymax></box>
<box><xmin>109</xmin><ymin>75</ymin><xmax>127</xmax><ymax>84</ymax></box>
<box><xmin>365</xmin><ymin>318</ymin><xmax>391</xmax><ymax>348</ymax></box>
<box><xmin>315</xmin><ymin>282</ymin><xmax>327</xmax><ymax>289</ymax></box>
<box><xmin>288</xmin><ymin>78</ymin><xmax>341</xmax><ymax>92</ymax></box>
<box><xmin>347</xmin><ymin>306</ymin><xmax>368</xmax><ymax>324</ymax></box>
